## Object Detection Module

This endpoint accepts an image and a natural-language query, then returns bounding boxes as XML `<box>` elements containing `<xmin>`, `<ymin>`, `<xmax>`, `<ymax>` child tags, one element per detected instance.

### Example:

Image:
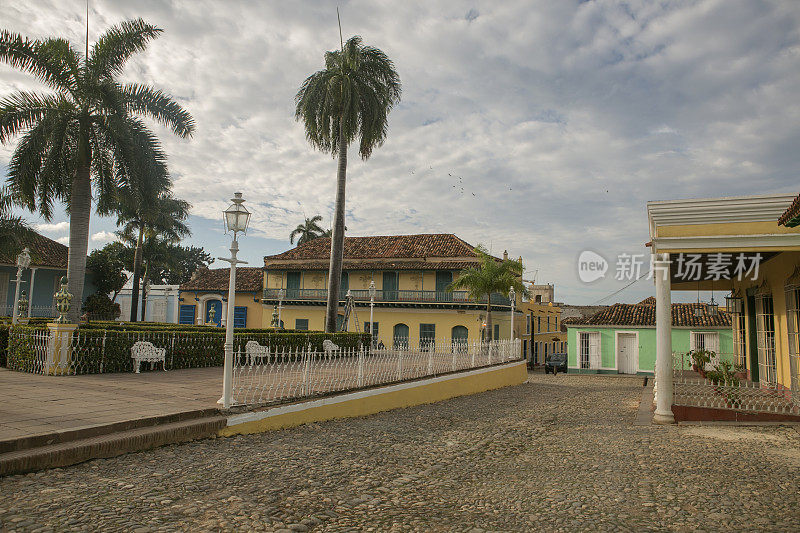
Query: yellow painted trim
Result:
<box><xmin>219</xmin><ymin>362</ymin><xmax>528</xmax><ymax>436</ymax></box>
<box><xmin>659</xmin><ymin>247</ymin><xmax>800</xmax><ymax>254</ymax></box>
<box><xmin>658</xmin><ymin>221</ymin><xmax>799</xmax><ymax>238</ymax></box>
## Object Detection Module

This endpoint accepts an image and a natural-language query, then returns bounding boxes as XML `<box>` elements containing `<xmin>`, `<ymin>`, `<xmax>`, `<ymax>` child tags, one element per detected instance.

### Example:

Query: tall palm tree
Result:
<box><xmin>295</xmin><ymin>35</ymin><xmax>401</xmax><ymax>332</ymax></box>
<box><xmin>116</xmin><ymin>190</ymin><xmax>190</xmax><ymax>321</ymax></box>
<box><xmin>0</xmin><ymin>19</ymin><xmax>194</xmax><ymax>321</ymax></box>
<box><xmin>290</xmin><ymin>215</ymin><xmax>324</xmax><ymax>245</ymax></box>
<box><xmin>448</xmin><ymin>245</ymin><xmax>528</xmax><ymax>341</ymax></box>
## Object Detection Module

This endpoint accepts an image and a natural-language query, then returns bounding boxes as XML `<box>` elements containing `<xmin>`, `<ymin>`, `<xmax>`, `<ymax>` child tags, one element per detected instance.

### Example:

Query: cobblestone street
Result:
<box><xmin>2</xmin><ymin>373</ymin><xmax>799</xmax><ymax>532</ymax></box>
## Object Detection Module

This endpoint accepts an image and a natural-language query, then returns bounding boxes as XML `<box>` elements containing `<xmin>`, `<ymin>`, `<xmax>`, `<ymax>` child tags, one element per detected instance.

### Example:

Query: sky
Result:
<box><xmin>1</xmin><ymin>0</ymin><xmax>799</xmax><ymax>305</ymax></box>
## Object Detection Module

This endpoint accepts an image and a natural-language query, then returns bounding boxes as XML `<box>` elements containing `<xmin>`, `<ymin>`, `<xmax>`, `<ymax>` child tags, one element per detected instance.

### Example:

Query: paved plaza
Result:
<box><xmin>2</xmin><ymin>373</ymin><xmax>799</xmax><ymax>531</ymax></box>
<box><xmin>0</xmin><ymin>368</ymin><xmax>220</xmax><ymax>441</ymax></box>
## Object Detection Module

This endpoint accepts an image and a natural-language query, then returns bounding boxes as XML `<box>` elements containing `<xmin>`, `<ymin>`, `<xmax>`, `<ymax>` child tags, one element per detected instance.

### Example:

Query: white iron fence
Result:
<box><xmin>7</xmin><ymin>328</ymin><xmax>226</xmax><ymax>375</ymax></box>
<box><xmin>672</xmin><ymin>351</ymin><xmax>799</xmax><ymax>415</ymax></box>
<box><xmin>231</xmin><ymin>338</ymin><xmax>522</xmax><ymax>407</ymax></box>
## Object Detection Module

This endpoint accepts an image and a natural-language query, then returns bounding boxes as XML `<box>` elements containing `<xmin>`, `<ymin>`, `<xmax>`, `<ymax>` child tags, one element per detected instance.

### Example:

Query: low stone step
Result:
<box><xmin>0</xmin><ymin>415</ymin><xmax>226</xmax><ymax>477</ymax></box>
<box><xmin>0</xmin><ymin>408</ymin><xmax>219</xmax><ymax>455</ymax></box>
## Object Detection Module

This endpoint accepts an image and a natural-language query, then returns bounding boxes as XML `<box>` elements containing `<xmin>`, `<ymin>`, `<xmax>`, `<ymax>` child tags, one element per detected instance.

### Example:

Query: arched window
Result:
<box><xmin>451</xmin><ymin>325</ymin><xmax>468</xmax><ymax>351</ymax></box>
<box><xmin>393</xmin><ymin>323</ymin><xmax>409</xmax><ymax>349</ymax></box>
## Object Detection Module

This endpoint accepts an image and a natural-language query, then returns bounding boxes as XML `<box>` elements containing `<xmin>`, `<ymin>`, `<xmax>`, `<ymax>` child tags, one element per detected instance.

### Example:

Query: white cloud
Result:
<box><xmin>56</xmin><ymin>236</ymin><xmax>70</xmax><ymax>245</ymax></box>
<box><xmin>34</xmin><ymin>221</ymin><xmax>69</xmax><ymax>234</ymax></box>
<box><xmin>91</xmin><ymin>231</ymin><xmax>117</xmax><ymax>244</ymax></box>
<box><xmin>2</xmin><ymin>0</ymin><xmax>799</xmax><ymax>304</ymax></box>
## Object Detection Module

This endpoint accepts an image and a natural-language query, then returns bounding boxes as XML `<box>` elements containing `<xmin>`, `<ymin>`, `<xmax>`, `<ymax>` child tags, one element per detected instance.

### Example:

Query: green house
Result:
<box><xmin>565</xmin><ymin>299</ymin><xmax>733</xmax><ymax>375</ymax></box>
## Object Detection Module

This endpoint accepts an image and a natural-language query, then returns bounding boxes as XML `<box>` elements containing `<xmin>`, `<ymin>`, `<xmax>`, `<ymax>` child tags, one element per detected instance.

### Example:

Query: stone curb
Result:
<box><xmin>0</xmin><ymin>415</ymin><xmax>226</xmax><ymax>477</ymax></box>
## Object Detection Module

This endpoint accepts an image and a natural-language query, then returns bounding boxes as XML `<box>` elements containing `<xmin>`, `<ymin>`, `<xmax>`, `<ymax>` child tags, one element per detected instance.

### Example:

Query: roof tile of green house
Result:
<box><xmin>578</xmin><ymin>303</ymin><xmax>731</xmax><ymax>328</ymax></box>
<box><xmin>0</xmin><ymin>231</ymin><xmax>68</xmax><ymax>268</ymax></box>
<box><xmin>778</xmin><ymin>192</ymin><xmax>800</xmax><ymax>227</ymax></box>
<box><xmin>179</xmin><ymin>267</ymin><xmax>263</xmax><ymax>292</ymax></box>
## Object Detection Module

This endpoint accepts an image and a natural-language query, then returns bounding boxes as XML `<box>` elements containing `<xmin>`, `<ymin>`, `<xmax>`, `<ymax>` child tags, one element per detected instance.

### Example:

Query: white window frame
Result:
<box><xmin>755</xmin><ymin>293</ymin><xmax>777</xmax><ymax>385</ymax></box>
<box><xmin>785</xmin><ymin>282</ymin><xmax>799</xmax><ymax>400</ymax></box>
<box><xmin>576</xmin><ymin>331</ymin><xmax>601</xmax><ymax>370</ymax></box>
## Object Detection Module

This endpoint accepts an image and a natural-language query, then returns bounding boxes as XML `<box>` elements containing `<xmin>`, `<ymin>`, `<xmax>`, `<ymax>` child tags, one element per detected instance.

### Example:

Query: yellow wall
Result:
<box><xmin>658</xmin><ymin>221</ymin><xmax>800</xmax><ymax>238</ymax></box>
<box><xmin>264</xmin><ymin>305</ymin><xmax>516</xmax><ymax>343</ymax></box>
<box><xmin>518</xmin><ymin>302</ymin><xmax>566</xmax><ymax>360</ymax></box>
<box><xmin>265</xmin><ymin>269</ymin><xmax>458</xmax><ymax>292</ymax></box>
<box><xmin>731</xmin><ymin>251</ymin><xmax>799</xmax><ymax>390</ymax></box>
<box><xmin>220</xmin><ymin>361</ymin><xmax>528</xmax><ymax>436</ymax></box>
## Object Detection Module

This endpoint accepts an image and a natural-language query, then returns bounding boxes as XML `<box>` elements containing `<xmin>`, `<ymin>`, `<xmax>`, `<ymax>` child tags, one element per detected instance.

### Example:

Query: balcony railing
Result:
<box><xmin>263</xmin><ymin>288</ymin><xmax>511</xmax><ymax>306</ymax></box>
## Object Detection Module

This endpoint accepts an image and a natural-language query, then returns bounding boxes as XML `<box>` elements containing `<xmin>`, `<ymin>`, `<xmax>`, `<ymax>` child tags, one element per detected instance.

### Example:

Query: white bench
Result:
<box><xmin>131</xmin><ymin>341</ymin><xmax>167</xmax><ymax>373</ymax></box>
<box><xmin>245</xmin><ymin>340</ymin><xmax>269</xmax><ymax>365</ymax></box>
<box><xmin>322</xmin><ymin>339</ymin><xmax>340</xmax><ymax>354</ymax></box>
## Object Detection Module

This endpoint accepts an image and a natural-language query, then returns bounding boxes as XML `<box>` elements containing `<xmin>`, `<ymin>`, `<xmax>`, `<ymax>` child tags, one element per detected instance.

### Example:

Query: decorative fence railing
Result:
<box><xmin>672</xmin><ymin>351</ymin><xmax>799</xmax><ymax>415</ymax></box>
<box><xmin>0</xmin><ymin>305</ymin><xmax>58</xmax><ymax>319</ymax></box>
<box><xmin>262</xmin><ymin>288</ymin><xmax>512</xmax><ymax>306</ymax></box>
<box><xmin>5</xmin><ymin>327</ymin><xmax>369</xmax><ymax>376</ymax></box>
<box><xmin>231</xmin><ymin>338</ymin><xmax>522</xmax><ymax>407</ymax></box>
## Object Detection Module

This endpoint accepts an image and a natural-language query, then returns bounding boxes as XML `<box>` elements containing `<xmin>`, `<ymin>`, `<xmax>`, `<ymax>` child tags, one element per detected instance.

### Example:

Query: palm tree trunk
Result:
<box><xmin>65</xmin><ymin>121</ymin><xmax>92</xmax><ymax>323</ymax></box>
<box><xmin>129</xmin><ymin>225</ymin><xmax>145</xmax><ymax>321</ymax></box>
<box><xmin>485</xmin><ymin>300</ymin><xmax>493</xmax><ymax>342</ymax></box>
<box><xmin>140</xmin><ymin>263</ymin><xmax>149</xmax><ymax>322</ymax></box>
<box><xmin>324</xmin><ymin>123</ymin><xmax>348</xmax><ymax>333</ymax></box>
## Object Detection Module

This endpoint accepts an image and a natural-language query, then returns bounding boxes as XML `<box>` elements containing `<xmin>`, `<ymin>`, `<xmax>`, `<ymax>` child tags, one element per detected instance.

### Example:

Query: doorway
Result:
<box><xmin>616</xmin><ymin>332</ymin><xmax>638</xmax><ymax>374</ymax></box>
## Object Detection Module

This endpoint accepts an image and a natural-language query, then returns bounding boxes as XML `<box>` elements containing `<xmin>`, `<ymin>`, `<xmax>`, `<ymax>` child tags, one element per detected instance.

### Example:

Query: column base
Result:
<box><xmin>652</xmin><ymin>410</ymin><xmax>675</xmax><ymax>424</ymax></box>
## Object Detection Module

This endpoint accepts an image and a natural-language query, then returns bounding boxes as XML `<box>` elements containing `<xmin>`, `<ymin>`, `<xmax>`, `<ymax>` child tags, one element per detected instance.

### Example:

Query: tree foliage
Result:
<box><xmin>86</xmin><ymin>242</ymin><xmax>127</xmax><ymax>299</ymax></box>
<box><xmin>290</xmin><ymin>215</ymin><xmax>324</xmax><ymax>245</ymax></box>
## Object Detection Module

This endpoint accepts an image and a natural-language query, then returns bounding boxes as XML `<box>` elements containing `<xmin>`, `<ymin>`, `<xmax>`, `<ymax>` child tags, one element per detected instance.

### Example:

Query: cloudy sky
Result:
<box><xmin>2</xmin><ymin>0</ymin><xmax>799</xmax><ymax>304</ymax></box>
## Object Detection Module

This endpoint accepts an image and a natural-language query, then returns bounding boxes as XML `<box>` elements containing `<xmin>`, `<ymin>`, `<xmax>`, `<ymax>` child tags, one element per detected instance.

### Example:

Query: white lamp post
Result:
<box><xmin>218</xmin><ymin>192</ymin><xmax>251</xmax><ymax>408</ymax></box>
<box><xmin>509</xmin><ymin>286</ymin><xmax>516</xmax><ymax>340</ymax></box>
<box><xmin>277</xmin><ymin>288</ymin><xmax>285</xmax><ymax>329</ymax></box>
<box><xmin>368</xmin><ymin>280</ymin><xmax>376</xmax><ymax>347</ymax></box>
<box><xmin>12</xmin><ymin>247</ymin><xmax>31</xmax><ymax>325</ymax></box>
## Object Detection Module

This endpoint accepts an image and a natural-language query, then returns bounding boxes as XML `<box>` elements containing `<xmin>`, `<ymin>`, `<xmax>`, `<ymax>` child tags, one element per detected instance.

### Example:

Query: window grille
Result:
<box><xmin>755</xmin><ymin>293</ymin><xmax>777</xmax><ymax>385</ymax></box>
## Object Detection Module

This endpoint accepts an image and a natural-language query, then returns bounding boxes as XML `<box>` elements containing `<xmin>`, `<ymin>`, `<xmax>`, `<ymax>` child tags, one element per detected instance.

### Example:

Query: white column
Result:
<box><xmin>27</xmin><ymin>267</ymin><xmax>37</xmax><ymax>318</ymax></box>
<box><xmin>221</xmin><ymin>298</ymin><xmax>228</xmax><ymax>327</ymax></box>
<box><xmin>653</xmin><ymin>252</ymin><xmax>675</xmax><ymax>424</ymax></box>
<box><xmin>11</xmin><ymin>266</ymin><xmax>23</xmax><ymax>325</ymax></box>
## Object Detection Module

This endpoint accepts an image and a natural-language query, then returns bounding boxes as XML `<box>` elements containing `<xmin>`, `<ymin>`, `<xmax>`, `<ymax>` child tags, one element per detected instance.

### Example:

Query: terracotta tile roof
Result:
<box><xmin>264</xmin><ymin>260</ymin><xmax>481</xmax><ymax>272</ymax></box>
<box><xmin>0</xmin><ymin>231</ymin><xmax>68</xmax><ymax>268</ymax></box>
<box><xmin>179</xmin><ymin>267</ymin><xmax>263</xmax><ymax>292</ymax></box>
<box><xmin>570</xmin><ymin>303</ymin><xmax>731</xmax><ymax>328</ymax></box>
<box><xmin>265</xmin><ymin>234</ymin><xmax>479</xmax><ymax>263</ymax></box>
<box><xmin>778</xmin><ymin>192</ymin><xmax>800</xmax><ymax>227</ymax></box>
<box><xmin>638</xmin><ymin>296</ymin><xmax>657</xmax><ymax>305</ymax></box>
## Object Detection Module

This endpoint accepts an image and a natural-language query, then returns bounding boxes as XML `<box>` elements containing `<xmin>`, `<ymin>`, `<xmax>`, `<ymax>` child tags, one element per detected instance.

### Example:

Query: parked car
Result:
<box><xmin>545</xmin><ymin>352</ymin><xmax>568</xmax><ymax>374</ymax></box>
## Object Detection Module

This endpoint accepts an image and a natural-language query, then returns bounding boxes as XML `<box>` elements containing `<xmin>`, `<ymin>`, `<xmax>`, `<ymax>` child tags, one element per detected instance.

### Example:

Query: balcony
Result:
<box><xmin>263</xmin><ymin>288</ymin><xmax>511</xmax><ymax>306</ymax></box>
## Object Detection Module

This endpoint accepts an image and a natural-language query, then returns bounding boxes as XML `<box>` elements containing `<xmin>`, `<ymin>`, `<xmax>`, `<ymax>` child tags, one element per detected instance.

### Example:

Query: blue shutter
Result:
<box><xmin>233</xmin><ymin>306</ymin><xmax>247</xmax><ymax>328</ymax></box>
<box><xmin>179</xmin><ymin>305</ymin><xmax>196</xmax><ymax>325</ymax></box>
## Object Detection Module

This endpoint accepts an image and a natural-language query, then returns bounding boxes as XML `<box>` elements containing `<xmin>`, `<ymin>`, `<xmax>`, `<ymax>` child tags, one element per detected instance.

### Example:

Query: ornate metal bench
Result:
<box><xmin>245</xmin><ymin>340</ymin><xmax>269</xmax><ymax>365</ymax></box>
<box><xmin>131</xmin><ymin>341</ymin><xmax>167</xmax><ymax>373</ymax></box>
<box><xmin>322</xmin><ymin>339</ymin><xmax>340</xmax><ymax>354</ymax></box>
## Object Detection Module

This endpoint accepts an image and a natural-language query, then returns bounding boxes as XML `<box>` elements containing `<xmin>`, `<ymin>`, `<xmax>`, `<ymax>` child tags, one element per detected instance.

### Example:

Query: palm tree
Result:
<box><xmin>116</xmin><ymin>190</ymin><xmax>190</xmax><ymax>321</ymax></box>
<box><xmin>295</xmin><ymin>35</ymin><xmax>401</xmax><ymax>332</ymax></box>
<box><xmin>0</xmin><ymin>186</ymin><xmax>34</xmax><ymax>252</ymax></box>
<box><xmin>448</xmin><ymin>245</ymin><xmax>528</xmax><ymax>341</ymax></box>
<box><xmin>0</xmin><ymin>19</ymin><xmax>194</xmax><ymax>321</ymax></box>
<box><xmin>290</xmin><ymin>215</ymin><xmax>324</xmax><ymax>245</ymax></box>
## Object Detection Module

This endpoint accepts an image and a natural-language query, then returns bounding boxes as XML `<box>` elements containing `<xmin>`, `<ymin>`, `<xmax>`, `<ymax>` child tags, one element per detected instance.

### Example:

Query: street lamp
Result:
<box><xmin>509</xmin><ymin>286</ymin><xmax>516</xmax><ymax>341</ymax></box>
<box><xmin>277</xmin><ymin>288</ymin><xmax>285</xmax><ymax>329</ymax></box>
<box><xmin>12</xmin><ymin>247</ymin><xmax>31</xmax><ymax>325</ymax></box>
<box><xmin>218</xmin><ymin>192</ymin><xmax>251</xmax><ymax>408</ymax></box>
<box><xmin>368</xmin><ymin>280</ymin><xmax>376</xmax><ymax>347</ymax></box>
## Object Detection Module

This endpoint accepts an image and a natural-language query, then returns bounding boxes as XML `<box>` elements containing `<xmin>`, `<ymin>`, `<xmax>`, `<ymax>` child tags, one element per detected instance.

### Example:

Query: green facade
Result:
<box><xmin>566</xmin><ymin>326</ymin><xmax>734</xmax><ymax>375</ymax></box>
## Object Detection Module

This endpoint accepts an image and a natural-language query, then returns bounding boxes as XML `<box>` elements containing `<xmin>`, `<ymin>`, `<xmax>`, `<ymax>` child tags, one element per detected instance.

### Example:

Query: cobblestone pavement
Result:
<box><xmin>2</xmin><ymin>373</ymin><xmax>799</xmax><ymax>532</ymax></box>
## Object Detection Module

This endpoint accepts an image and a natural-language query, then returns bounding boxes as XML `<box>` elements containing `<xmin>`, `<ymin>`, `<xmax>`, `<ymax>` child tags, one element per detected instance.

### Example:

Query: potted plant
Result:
<box><xmin>733</xmin><ymin>362</ymin><xmax>748</xmax><ymax>381</ymax></box>
<box><xmin>689</xmin><ymin>349</ymin><xmax>712</xmax><ymax>379</ymax></box>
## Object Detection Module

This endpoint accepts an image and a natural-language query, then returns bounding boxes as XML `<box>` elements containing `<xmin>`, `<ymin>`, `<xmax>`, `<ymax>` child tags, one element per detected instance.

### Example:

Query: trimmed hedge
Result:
<box><xmin>3</xmin><ymin>323</ymin><xmax>371</xmax><ymax>374</ymax></box>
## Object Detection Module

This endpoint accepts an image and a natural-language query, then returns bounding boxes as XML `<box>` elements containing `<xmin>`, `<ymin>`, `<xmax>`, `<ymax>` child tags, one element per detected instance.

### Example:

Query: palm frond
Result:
<box><xmin>0</xmin><ymin>91</ymin><xmax>73</xmax><ymax>143</ymax></box>
<box><xmin>0</xmin><ymin>31</ymin><xmax>79</xmax><ymax>96</ymax></box>
<box><xmin>122</xmin><ymin>83</ymin><xmax>195</xmax><ymax>138</ymax></box>
<box><xmin>88</xmin><ymin>19</ymin><xmax>161</xmax><ymax>79</ymax></box>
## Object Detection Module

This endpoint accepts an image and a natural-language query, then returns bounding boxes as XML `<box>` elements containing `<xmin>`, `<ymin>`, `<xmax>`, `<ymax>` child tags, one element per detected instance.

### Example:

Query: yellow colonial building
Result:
<box><xmin>261</xmin><ymin>234</ymin><xmax>520</xmax><ymax>346</ymax></box>
<box><xmin>518</xmin><ymin>301</ymin><xmax>566</xmax><ymax>365</ymax></box>
<box><xmin>646</xmin><ymin>192</ymin><xmax>800</xmax><ymax>423</ymax></box>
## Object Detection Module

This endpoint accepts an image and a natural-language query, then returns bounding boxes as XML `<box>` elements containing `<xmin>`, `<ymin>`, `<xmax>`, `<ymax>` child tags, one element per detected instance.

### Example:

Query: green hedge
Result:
<box><xmin>3</xmin><ymin>324</ymin><xmax>371</xmax><ymax>373</ymax></box>
<box><xmin>0</xmin><ymin>324</ymin><xmax>9</xmax><ymax>367</ymax></box>
<box><xmin>6</xmin><ymin>326</ymin><xmax>49</xmax><ymax>372</ymax></box>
